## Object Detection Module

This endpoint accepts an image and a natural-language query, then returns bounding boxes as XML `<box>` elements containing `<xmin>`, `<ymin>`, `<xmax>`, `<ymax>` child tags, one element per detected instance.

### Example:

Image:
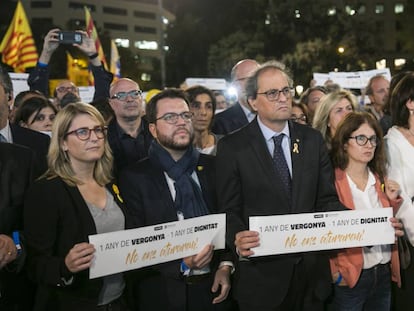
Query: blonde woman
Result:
<box><xmin>313</xmin><ymin>89</ymin><xmax>358</xmax><ymax>150</ymax></box>
<box><xmin>24</xmin><ymin>103</ymin><xmax>130</xmax><ymax>310</ymax></box>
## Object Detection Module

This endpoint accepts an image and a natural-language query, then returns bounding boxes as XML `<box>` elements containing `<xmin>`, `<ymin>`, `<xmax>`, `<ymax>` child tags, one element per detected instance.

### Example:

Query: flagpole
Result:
<box><xmin>158</xmin><ymin>0</ymin><xmax>166</xmax><ymax>89</ymax></box>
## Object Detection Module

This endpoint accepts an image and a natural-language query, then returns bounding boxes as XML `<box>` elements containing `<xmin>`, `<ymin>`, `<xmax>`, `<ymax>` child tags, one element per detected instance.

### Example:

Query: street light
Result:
<box><xmin>337</xmin><ymin>46</ymin><xmax>345</xmax><ymax>54</ymax></box>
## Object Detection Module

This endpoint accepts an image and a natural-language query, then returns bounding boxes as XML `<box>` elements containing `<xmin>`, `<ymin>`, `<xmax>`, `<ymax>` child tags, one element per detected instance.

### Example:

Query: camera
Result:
<box><xmin>57</xmin><ymin>31</ymin><xmax>82</xmax><ymax>44</ymax></box>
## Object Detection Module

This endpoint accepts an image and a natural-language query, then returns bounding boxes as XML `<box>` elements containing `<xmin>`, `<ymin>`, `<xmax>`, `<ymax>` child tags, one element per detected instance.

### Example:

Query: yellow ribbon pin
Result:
<box><xmin>293</xmin><ymin>142</ymin><xmax>299</xmax><ymax>154</ymax></box>
<box><xmin>197</xmin><ymin>166</ymin><xmax>204</xmax><ymax>171</ymax></box>
<box><xmin>112</xmin><ymin>184</ymin><xmax>124</xmax><ymax>203</ymax></box>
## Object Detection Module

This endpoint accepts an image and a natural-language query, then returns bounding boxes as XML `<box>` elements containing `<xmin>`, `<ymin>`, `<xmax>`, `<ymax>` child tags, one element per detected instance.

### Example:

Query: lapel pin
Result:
<box><xmin>293</xmin><ymin>140</ymin><xmax>300</xmax><ymax>154</ymax></box>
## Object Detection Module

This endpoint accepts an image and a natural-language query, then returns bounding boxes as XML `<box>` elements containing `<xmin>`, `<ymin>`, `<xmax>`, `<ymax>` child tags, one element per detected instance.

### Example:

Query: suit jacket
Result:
<box><xmin>11</xmin><ymin>124</ymin><xmax>50</xmax><ymax>176</ymax></box>
<box><xmin>23</xmin><ymin>176</ymin><xmax>128</xmax><ymax>309</ymax></box>
<box><xmin>107</xmin><ymin>117</ymin><xmax>153</xmax><ymax>176</ymax></box>
<box><xmin>119</xmin><ymin>154</ymin><xmax>233</xmax><ymax>310</ymax></box>
<box><xmin>0</xmin><ymin>143</ymin><xmax>36</xmax><ymax>310</ymax></box>
<box><xmin>331</xmin><ymin>168</ymin><xmax>401</xmax><ymax>288</ymax></box>
<box><xmin>212</xmin><ymin>102</ymin><xmax>249</xmax><ymax>135</ymax></box>
<box><xmin>216</xmin><ymin>118</ymin><xmax>344</xmax><ymax>308</ymax></box>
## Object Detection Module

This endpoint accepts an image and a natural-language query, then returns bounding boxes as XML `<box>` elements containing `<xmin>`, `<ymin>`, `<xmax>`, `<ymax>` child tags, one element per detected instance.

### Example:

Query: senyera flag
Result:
<box><xmin>0</xmin><ymin>1</ymin><xmax>38</xmax><ymax>72</ymax></box>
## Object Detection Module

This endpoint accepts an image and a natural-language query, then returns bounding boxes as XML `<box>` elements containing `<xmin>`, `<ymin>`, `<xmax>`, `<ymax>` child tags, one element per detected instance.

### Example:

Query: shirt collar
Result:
<box><xmin>0</xmin><ymin>121</ymin><xmax>12</xmax><ymax>142</ymax></box>
<box><xmin>257</xmin><ymin>116</ymin><xmax>290</xmax><ymax>142</ymax></box>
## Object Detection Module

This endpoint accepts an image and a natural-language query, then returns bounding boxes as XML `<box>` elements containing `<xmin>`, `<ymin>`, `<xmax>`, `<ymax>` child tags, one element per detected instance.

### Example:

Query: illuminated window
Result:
<box><xmin>394</xmin><ymin>58</ymin><xmax>406</xmax><ymax>68</ymax></box>
<box><xmin>327</xmin><ymin>7</ymin><xmax>336</xmax><ymax>16</ymax></box>
<box><xmin>115</xmin><ymin>38</ymin><xmax>130</xmax><ymax>48</ymax></box>
<box><xmin>395</xmin><ymin>4</ymin><xmax>404</xmax><ymax>14</ymax></box>
<box><xmin>375</xmin><ymin>4</ymin><xmax>384</xmax><ymax>14</ymax></box>
<box><xmin>345</xmin><ymin>6</ymin><xmax>356</xmax><ymax>15</ymax></box>
<box><xmin>134</xmin><ymin>41</ymin><xmax>158</xmax><ymax>50</ymax></box>
<box><xmin>376</xmin><ymin>59</ymin><xmax>386</xmax><ymax>69</ymax></box>
<box><xmin>141</xmin><ymin>73</ymin><xmax>151</xmax><ymax>81</ymax></box>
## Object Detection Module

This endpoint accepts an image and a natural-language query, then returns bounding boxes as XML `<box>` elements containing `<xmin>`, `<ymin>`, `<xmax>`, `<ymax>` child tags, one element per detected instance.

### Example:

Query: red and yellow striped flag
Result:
<box><xmin>0</xmin><ymin>1</ymin><xmax>38</xmax><ymax>72</ymax></box>
<box><xmin>85</xmin><ymin>7</ymin><xmax>107</xmax><ymax>85</ymax></box>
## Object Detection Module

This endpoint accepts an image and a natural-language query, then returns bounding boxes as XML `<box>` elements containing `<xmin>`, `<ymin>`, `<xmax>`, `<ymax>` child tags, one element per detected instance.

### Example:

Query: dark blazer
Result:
<box><xmin>107</xmin><ymin>117</ymin><xmax>153</xmax><ymax>176</ymax></box>
<box><xmin>23</xmin><ymin>177</ymin><xmax>128</xmax><ymax>309</ymax></box>
<box><xmin>11</xmin><ymin>124</ymin><xmax>50</xmax><ymax>176</ymax></box>
<box><xmin>215</xmin><ymin>118</ymin><xmax>344</xmax><ymax>309</ymax></box>
<box><xmin>0</xmin><ymin>143</ymin><xmax>36</xmax><ymax>310</ymax></box>
<box><xmin>212</xmin><ymin>102</ymin><xmax>249</xmax><ymax>135</ymax></box>
<box><xmin>119</xmin><ymin>154</ymin><xmax>233</xmax><ymax>311</ymax></box>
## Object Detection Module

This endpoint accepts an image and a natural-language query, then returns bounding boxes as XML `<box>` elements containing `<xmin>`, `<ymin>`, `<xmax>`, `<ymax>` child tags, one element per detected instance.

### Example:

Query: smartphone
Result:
<box><xmin>58</xmin><ymin>31</ymin><xmax>82</xmax><ymax>44</ymax></box>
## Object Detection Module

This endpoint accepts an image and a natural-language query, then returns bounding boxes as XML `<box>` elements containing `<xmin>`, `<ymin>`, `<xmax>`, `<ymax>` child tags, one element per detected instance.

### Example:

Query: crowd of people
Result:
<box><xmin>1</xmin><ymin>28</ymin><xmax>414</xmax><ymax>311</ymax></box>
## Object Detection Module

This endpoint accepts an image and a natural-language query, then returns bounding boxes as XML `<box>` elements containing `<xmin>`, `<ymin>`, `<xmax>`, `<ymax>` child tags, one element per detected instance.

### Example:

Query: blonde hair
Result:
<box><xmin>312</xmin><ymin>89</ymin><xmax>358</xmax><ymax>149</ymax></box>
<box><xmin>45</xmin><ymin>102</ymin><xmax>113</xmax><ymax>186</ymax></box>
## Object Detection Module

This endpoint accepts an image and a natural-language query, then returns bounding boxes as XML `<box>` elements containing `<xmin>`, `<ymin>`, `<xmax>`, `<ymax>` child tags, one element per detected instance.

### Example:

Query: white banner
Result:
<box><xmin>89</xmin><ymin>214</ymin><xmax>226</xmax><ymax>279</ymax></box>
<box><xmin>313</xmin><ymin>68</ymin><xmax>391</xmax><ymax>89</ymax></box>
<box><xmin>249</xmin><ymin>208</ymin><xmax>394</xmax><ymax>257</ymax></box>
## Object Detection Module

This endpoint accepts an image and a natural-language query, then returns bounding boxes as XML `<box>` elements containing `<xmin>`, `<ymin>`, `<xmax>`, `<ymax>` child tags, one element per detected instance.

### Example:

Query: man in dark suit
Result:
<box><xmin>216</xmin><ymin>61</ymin><xmax>344</xmax><ymax>311</ymax></box>
<box><xmin>107</xmin><ymin>78</ymin><xmax>152</xmax><ymax>175</ymax></box>
<box><xmin>0</xmin><ymin>142</ymin><xmax>37</xmax><ymax>310</ymax></box>
<box><xmin>119</xmin><ymin>89</ymin><xmax>234</xmax><ymax>311</ymax></box>
<box><xmin>0</xmin><ymin>65</ymin><xmax>50</xmax><ymax>175</ymax></box>
<box><xmin>212</xmin><ymin>59</ymin><xmax>259</xmax><ymax>135</ymax></box>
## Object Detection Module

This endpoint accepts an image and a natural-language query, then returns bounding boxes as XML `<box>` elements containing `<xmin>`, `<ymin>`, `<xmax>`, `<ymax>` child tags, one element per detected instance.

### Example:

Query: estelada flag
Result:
<box><xmin>85</xmin><ymin>6</ymin><xmax>107</xmax><ymax>85</ymax></box>
<box><xmin>110</xmin><ymin>39</ymin><xmax>121</xmax><ymax>81</ymax></box>
<box><xmin>0</xmin><ymin>1</ymin><xmax>38</xmax><ymax>72</ymax></box>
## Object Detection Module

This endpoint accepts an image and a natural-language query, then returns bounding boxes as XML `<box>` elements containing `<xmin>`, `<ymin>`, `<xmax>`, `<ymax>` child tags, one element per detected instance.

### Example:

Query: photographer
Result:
<box><xmin>28</xmin><ymin>28</ymin><xmax>113</xmax><ymax>108</ymax></box>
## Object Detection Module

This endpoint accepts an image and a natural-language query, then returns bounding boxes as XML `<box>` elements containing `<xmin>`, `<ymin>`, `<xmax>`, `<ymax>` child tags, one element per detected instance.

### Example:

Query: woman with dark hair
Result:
<box><xmin>291</xmin><ymin>102</ymin><xmax>309</xmax><ymax>125</ymax></box>
<box><xmin>384</xmin><ymin>71</ymin><xmax>414</xmax><ymax>310</ymax></box>
<box><xmin>329</xmin><ymin>111</ymin><xmax>403</xmax><ymax>310</ymax></box>
<box><xmin>14</xmin><ymin>96</ymin><xmax>57</xmax><ymax>135</ymax></box>
<box><xmin>24</xmin><ymin>102</ymin><xmax>130</xmax><ymax>310</ymax></box>
<box><xmin>185</xmin><ymin>85</ymin><xmax>222</xmax><ymax>155</ymax></box>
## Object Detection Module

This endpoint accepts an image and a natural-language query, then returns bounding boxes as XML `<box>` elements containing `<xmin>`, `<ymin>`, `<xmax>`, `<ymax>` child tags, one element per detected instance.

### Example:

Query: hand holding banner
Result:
<box><xmin>249</xmin><ymin>208</ymin><xmax>394</xmax><ymax>257</ymax></box>
<box><xmin>88</xmin><ymin>214</ymin><xmax>225</xmax><ymax>279</ymax></box>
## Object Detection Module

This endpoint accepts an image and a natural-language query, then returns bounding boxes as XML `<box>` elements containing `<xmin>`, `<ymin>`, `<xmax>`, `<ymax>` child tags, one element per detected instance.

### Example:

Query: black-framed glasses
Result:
<box><xmin>56</xmin><ymin>86</ymin><xmax>78</xmax><ymax>93</ymax></box>
<box><xmin>257</xmin><ymin>87</ymin><xmax>294</xmax><ymax>101</ymax></box>
<box><xmin>155</xmin><ymin>112</ymin><xmax>193</xmax><ymax>124</ymax></box>
<box><xmin>110</xmin><ymin>90</ymin><xmax>142</xmax><ymax>101</ymax></box>
<box><xmin>348</xmin><ymin>135</ymin><xmax>379</xmax><ymax>147</ymax></box>
<box><xmin>65</xmin><ymin>126</ymin><xmax>108</xmax><ymax>141</ymax></box>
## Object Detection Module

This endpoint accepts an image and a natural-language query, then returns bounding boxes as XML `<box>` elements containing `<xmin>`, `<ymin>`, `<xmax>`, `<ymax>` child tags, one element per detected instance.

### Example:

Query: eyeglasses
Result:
<box><xmin>348</xmin><ymin>135</ymin><xmax>379</xmax><ymax>147</ymax></box>
<box><xmin>155</xmin><ymin>112</ymin><xmax>193</xmax><ymax>124</ymax></box>
<box><xmin>111</xmin><ymin>90</ymin><xmax>142</xmax><ymax>101</ymax></box>
<box><xmin>290</xmin><ymin>115</ymin><xmax>307</xmax><ymax>123</ymax></box>
<box><xmin>56</xmin><ymin>86</ymin><xmax>78</xmax><ymax>93</ymax></box>
<box><xmin>65</xmin><ymin>126</ymin><xmax>108</xmax><ymax>141</ymax></box>
<box><xmin>257</xmin><ymin>87</ymin><xmax>294</xmax><ymax>101</ymax></box>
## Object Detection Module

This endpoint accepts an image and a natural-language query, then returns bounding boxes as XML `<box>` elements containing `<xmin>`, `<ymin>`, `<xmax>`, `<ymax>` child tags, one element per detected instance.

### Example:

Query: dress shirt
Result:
<box><xmin>240</xmin><ymin>103</ymin><xmax>256</xmax><ymax>123</ymax></box>
<box><xmin>0</xmin><ymin>122</ymin><xmax>13</xmax><ymax>142</ymax></box>
<box><xmin>257</xmin><ymin>116</ymin><xmax>292</xmax><ymax>176</ymax></box>
<box><xmin>346</xmin><ymin>170</ymin><xmax>391</xmax><ymax>269</ymax></box>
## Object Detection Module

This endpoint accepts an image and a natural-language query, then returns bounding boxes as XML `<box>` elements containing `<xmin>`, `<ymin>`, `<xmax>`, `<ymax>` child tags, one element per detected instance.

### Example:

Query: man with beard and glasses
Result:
<box><xmin>107</xmin><ymin>78</ymin><xmax>152</xmax><ymax>175</ymax></box>
<box><xmin>119</xmin><ymin>89</ymin><xmax>234</xmax><ymax>311</ymax></box>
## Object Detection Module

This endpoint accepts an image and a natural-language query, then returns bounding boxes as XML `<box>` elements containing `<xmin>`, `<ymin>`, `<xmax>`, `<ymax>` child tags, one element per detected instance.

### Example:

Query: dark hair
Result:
<box><xmin>0</xmin><ymin>65</ymin><xmax>13</xmax><ymax>95</ymax></box>
<box><xmin>89</xmin><ymin>98</ymin><xmax>114</xmax><ymax>123</ymax></box>
<box><xmin>60</xmin><ymin>92</ymin><xmax>81</xmax><ymax>108</ymax></box>
<box><xmin>14</xmin><ymin>90</ymin><xmax>46</xmax><ymax>109</ymax></box>
<box><xmin>383</xmin><ymin>71</ymin><xmax>411</xmax><ymax>115</ymax></box>
<box><xmin>331</xmin><ymin>112</ymin><xmax>386</xmax><ymax>180</ymax></box>
<box><xmin>146</xmin><ymin>88</ymin><xmax>190</xmax><ymax>123</ymax></box>
<box><xmin>389</xmin><ymin>72</ymin><xmax>414</xmax><ymax>127</ymax></box>
<box><xmin>185</xmin><ymin>85</ymin><xmax>217</xmax><ymax>114</ymax></box>
<box><xmin>245</xmin><ymin>60</ymin><xmax>293</xmax><ymax>100</ymax></box>
<box><xmin>14</xmin><ymin>96</ymin><xmax>57</xmax><ymax>125</ymax></box>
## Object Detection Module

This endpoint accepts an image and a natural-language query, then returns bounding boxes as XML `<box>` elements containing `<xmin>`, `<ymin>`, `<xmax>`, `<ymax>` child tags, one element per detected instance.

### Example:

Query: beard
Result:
<box><xmin>157</xmin><ymin>127</ymin><xmax>194</xmax><ymax>151</ymax></box>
